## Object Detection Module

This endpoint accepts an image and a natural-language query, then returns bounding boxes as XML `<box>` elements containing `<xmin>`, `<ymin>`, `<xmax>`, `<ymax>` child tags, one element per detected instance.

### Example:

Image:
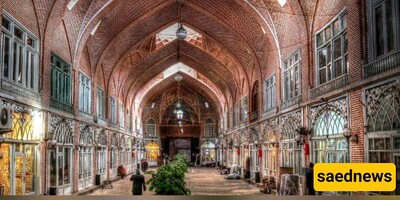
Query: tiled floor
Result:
<box><xmin>88</xmin><ymin>167</ymin><xmax>263</xmax><ymax>196</ymax></box>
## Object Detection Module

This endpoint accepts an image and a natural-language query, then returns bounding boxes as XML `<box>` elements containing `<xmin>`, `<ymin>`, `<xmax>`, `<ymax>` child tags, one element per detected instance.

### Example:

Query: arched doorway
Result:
<box><xmin>145</xmin><ymin>142</ymin><xmax>159</xmax><ymax>166</ymax></box>
<box><xmin>200</xmin><ymin>141</ymin><xmax>215</xmax><ymax>165</ymax></box>
<box><xmin>78</xmin><ymin>125</ymin><xmax>94</xmax><ymax>191</ymax></box>
<box><xmin>48</xmin><ymin>117</ymin><xmax>74</xmax><ymax>195</ymax></box>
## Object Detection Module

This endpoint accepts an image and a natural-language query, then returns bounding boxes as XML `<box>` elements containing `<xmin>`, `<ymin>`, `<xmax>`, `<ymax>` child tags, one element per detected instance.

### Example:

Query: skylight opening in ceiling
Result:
<box><xmin>163</xmin><ymin>62</ymin><xmax>197</xmax><ymax>79</ymax></box>
<box><xmin>156</xmin><ymin>23</ymin><xmax>202</xmax><ymax>46</ymax></box>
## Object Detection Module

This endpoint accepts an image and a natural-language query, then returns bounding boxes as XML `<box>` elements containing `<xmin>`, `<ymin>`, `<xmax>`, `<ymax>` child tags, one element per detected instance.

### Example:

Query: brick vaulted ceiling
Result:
<box><xmin>34</xmin><ymin>0</ymin><xmax>322</xmax><ymax>117</ymax></box>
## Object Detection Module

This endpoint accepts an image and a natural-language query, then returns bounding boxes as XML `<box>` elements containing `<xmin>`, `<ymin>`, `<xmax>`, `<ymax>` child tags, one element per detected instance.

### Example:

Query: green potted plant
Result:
<box><xmin>147</xmin><ymin>154</ymin><xmax>191</xmax><ymax>195</ymax></box>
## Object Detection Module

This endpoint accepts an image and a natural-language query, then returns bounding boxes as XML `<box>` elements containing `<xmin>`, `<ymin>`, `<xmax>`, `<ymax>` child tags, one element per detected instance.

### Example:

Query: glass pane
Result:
<box><xmin>2</xmin><ymin>17</ymin><xmax>11</xmax><ymax>30</ymax></box>
<box><xmin>2</xmin><ymin>36</ymin><xmax>10</xmax><ymax>78</ymax></box>
<box><xmin>374</xmin><ymin>6</ymin><xmax>384</xmax><ymax>56</ymax></box>
<box><xmin>0</xmin><ymin>144</ymin><xmax>11</xmax><ymax>195</ymax></box>
<box><xmin>318</xmin><ymin>49</ymin><xmax>327</xmax><ymax>68</ymax></box>
<box><xmin>58</xmin><ymin>155</ymin><xmax>63</xmax><ymax>186</ymax></box>
<box><xmin>341</xmin><ymin>13</ymin><xmax>347</xmax><ymax>29</ymax></box>
<box><xmin>334</xmin><ymin>59</ymin><xmax>342</xmax><ymax>78</ymax></box>
<box><xmin>380</xmin><ymin>152</ymin><xmax>390</xmax><ymax>162</ymax></box>
<box><xmin>375</xmin><ymin>138</ymin><xmax>385</xmax><ymax>150</ymax></box>
<box><xmin>327</xmin><ymin>63</ymin><xmax>332</xmax><ymax>81</ymax></box>
<box><xmin>369</xmin><ymin>152</ymin><xmax>379</xmax><ymax>163</ymax></box>
<box><xmin>317</xmin><ymin>32</ymin><xmax>324</xmax><ymax>47</ymax></box>
<box><xmin>385</xmin><ymin>137</ymin><xmax>390</xmax><ymax>150</ymax></box>
<box><xmin>30</xmin><ymin>53</ymin><xmax>35</xmax><ymax>89</ymax></box>
<box><xmin>394</xmin><ymin>137</ymin><xmax>400</xmax><ymax>149</ymax></box>
<box><xmin>319</xmin><ymin>69</ymin><xmax>326</xmax><ymax>84</ymax></box>
<box><xmin>18</xmin><ymin>45</ymin><xmax>23</xmax><ymax>83</ymax></box>
<box><xmin>15</xmin><ymin>155</ymin><xmax>24</xmax><ymax>195</ymax></box>
<box><xmin>386</xmin><ymin>0</ymin><xmax>395</xmax><ymax>52</ymax></box>
<box><xmin>27</xmin><ymin>36</ymin><xmax>35</xmax><ymax>48</ymax></box>
<box><xmin>25</xmin><ymin>145</ymin><xmax>35</xmax><ymax>194</ymax></box>
<box><xmin>14</xmin><ymin>27</ymin><xmax>23</xmax><ymax>40</ymax></box>
<box><xmin>12</xmin><ymin>42</ymin><xmax>17</xmax><ymax>81</ymax></box>
<box><xmin>64</xmin><ymin>148</ymin><xmax>70</xmax><ymax>184</ymax></box>
<box><xmin>327</xmin><ymin>44</ymin><xmax>331</xmax><ymax>63</ymax></box>
<box><xmin>325</xmin><ymin>26</ymin><xmax>331</xmax><ymax>40</ymax></box>
<box><xmin>334</xmin><ymin>38</ymin><xmax>342</xmax><ymax>59</ymax></box>
<box><xmin>333</xmin><ymin>19</ymin><xmax>340</xmax><ymax>35</ymax></box>
<box><xmin>369</xmin><ymin>139</ymin><xmax>374</xmax><ymax>150</ymax></box>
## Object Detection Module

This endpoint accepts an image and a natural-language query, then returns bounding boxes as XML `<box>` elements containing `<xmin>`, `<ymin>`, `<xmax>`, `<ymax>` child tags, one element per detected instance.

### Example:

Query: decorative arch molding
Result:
<box><xmin>310</xmin><ymin>97</ymin><xmax>349</xmax><ymax>125</ymax></box>
<box><xmin>262</xmin><ymin>118</ymin><xmax>278</xmax><ymax>143</ymax></box>
<box><xmin>96</xmin><ymin>129</ymin><xmax>108</xmax><ymax>146</ymax></box>
<box><xmin>248</xmin><ymin>126</ymin><xmax>262</xmax><ymax>144</ymax></box>
<box><xmin>240</xmin><ymin>129</ymin><xmax>250</xmax><ymax>146</ymax></box>
<box><xmin>365</xmin><ymin>79</ymin><xmax>400</xmax><ymax>132</ymax></box>
<box><xmin>280</xmin><ymin>110</ymin><xmax>302</xmax><ymax>140</ymax></box>
<box><xmin>48</xmin><ymin>114</ymin><xmax>74</xmax><ymax>144</ymax></box>
<box><xmin>79</xmin><ymin>123</ymin><xmax>94</xmax><ymax>146</ymax></box>
<box><xmin>1</xmin><ymin>101</ymin><xmax>41</xmax><ymax>141</ymax></box>
<box><xmin>110</xmin><ymin>133</ymin><xmax>118</xmax><ymax>147</ymax></box>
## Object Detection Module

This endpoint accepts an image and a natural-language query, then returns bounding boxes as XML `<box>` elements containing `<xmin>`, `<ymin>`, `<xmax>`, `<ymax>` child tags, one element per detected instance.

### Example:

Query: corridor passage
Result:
<box><xmin>186</xmin><ymin>167</ymin><xmax>262</xmax><ymax>195</ymax></box>
<box><xmin>88</xmin><ymin>167</ymin><xmax>262</xmax><ymax>195</ymax></box>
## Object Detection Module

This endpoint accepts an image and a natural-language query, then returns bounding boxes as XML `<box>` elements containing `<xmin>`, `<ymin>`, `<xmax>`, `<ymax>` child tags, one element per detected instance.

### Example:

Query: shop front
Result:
<box><xmin>96</xmin><ymin>130</ymin><xmax>107</xmax><ymax>185</ymax></box>
<box><xmin>200</xmin><ymin>141</ymin><xmax>216</xmax><ymax>166</ymax></box>
<box><xmin>109</xmin><ymin>133</ymin><xmax>118</xmax><ymax>179</ymax></box>
<box><xmin>0</xmin><ymin>106</ymin><xmax>42</xmax><ymax>195</ymax></box>
<box><xmin>78</xmin><ymin>124</ymin><xmax>94</xmax><ymax>191</ymax></box>
<box><xmin>364</xmin><ymin>79</ymin><xmax>400</xmax><ymax>195</ymax></box>
<box><xmin>145</xmin><ymin>141</ymin><xmax>159</xmax><ymax>166</ymax></box>
<box><xmin>310</xmin><ymin>98</ymin><xmax>349</xmax><ymax>195</ymax></box>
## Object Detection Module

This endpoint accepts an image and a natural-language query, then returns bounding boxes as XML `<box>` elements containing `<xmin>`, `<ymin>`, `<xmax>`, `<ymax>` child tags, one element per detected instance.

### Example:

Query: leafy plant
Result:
<box><xmin>147</xmin><ymin>154</ymin><xmax>191</xmax><ymax>195</ymax></box>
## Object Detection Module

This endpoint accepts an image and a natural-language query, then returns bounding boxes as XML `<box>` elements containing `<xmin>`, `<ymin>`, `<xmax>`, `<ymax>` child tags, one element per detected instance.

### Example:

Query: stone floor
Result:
<box><xmin>88</xmin><ymin>167</ymin><xmax>263</xmax><ymax>196</ymax></box>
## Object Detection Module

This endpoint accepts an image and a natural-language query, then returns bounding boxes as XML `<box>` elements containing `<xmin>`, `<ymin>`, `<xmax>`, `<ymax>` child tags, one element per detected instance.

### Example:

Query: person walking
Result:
<box><xmin>306</xmin><ymin>162</ymin><xmax>315</xmax><ymax>195</ymax></box>
<box><xmin>130</xmin><ymin>169</ymin><xmax>146</xmax><ymax>195</ymax></box>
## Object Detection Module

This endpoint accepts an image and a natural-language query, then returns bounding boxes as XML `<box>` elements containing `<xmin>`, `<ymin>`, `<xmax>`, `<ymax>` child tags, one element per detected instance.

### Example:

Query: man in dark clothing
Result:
<box><xmin>130</xmin><ymin>169</ymin><xmax>146</xmax><ymax>195</ymax></box>
<box><xmin>306</xmin><ymin>162</ymin><xmax>315</xmax><ymax>195</ymax></box>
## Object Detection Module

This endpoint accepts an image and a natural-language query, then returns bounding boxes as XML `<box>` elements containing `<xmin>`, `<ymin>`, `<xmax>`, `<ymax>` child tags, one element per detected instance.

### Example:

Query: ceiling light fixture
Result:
<box><xmin>175</xmin><ymin>72</ymin><xmax>183</xmax><ymax>81</ymax></box>
<box><xmin>176</xmin><ymin>1</ymin><xmax>187</xmax><ymax>40</ymax></box>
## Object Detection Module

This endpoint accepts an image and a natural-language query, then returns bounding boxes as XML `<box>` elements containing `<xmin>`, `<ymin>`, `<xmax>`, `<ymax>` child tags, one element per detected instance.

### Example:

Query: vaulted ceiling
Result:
<box><xmin>22</xmin><ymin>0</ymin><xmax>339</xmax><ymax>121</ymax></box>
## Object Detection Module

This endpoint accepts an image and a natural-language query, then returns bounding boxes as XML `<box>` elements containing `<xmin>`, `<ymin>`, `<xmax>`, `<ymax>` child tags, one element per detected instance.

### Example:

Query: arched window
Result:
<box><xmin>110</xmin><ymin>133</ymin><xmax>118</xmax><ymax>178</ymax></box>
<box><xmin>204</xmin><ymin>118</ymin><xmax>213</xmax><ymax>137</ymax></box>
<box><xmin>252</xmin><ymin>81</ymin><xmax>259</xmax><ymax>114</ymax></box>
<box><xmin>97</xmin><ymin>130</ymin><xmax>107</xmax><ymax>178</ymax></box>
<box><xmin>78</xmin><ymin>126</ymin><xmax>93</xmax><ymax>190</ymax></box>
<box><xmin>312</xmin><ymin>109</ymin><xmax>348</xmax><ymax>164</ymax></box>
<box><xmin>147</xmin><ymin>119</ymin><xmax>156</xmax><ymax>137</ymax></box>
<box><xmin>313</xmin><ymin>111</ymin><xmax>346</xmax><ymax>136</ymax></box>
<box><xmin>49</xmin><ymin>119</ymin><xmax>74</xmax><ymax>195</ymax></box>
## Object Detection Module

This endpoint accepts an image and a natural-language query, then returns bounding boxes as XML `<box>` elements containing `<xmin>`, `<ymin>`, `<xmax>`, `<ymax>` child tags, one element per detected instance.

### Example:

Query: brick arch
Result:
<box><xmin>72</xmin><ymin>1</ymin><xmax>270</xmax><ymax>76</ymax></box>
<box><xmin>108</xmin><ymin>22</ymin><xmax>251</xmax><ymax>99</ymax></box>
<box><xmin>131</xmin><ymin>64</ymin><xmax>228</xmax><ymax>110</ymax></box>
<box><xmin>137</xmin><ymin>74</ymin><xmax>222</xmax><ymax>124</ymax></box>
<box><xmin>67</xmin><ymin>0</ymin><xmax>280</xmax><ymax>97</ymax></box>
<box><xmin>120</xmin><ymin>43</ymin><xmax>240</xmax><ymax>107</ymax></box>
